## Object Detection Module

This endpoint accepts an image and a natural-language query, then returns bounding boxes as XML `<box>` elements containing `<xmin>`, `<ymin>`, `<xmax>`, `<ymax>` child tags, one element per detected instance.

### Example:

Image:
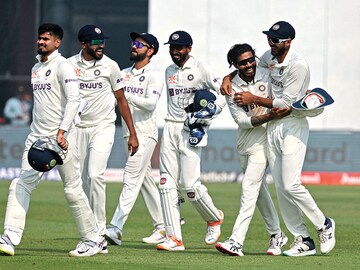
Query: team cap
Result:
<box><xmin>130</xmin><ymin>32</ymin><xmax>159</xmax><ymax>55</ymax></box>
<box><xmin>78</xmin><ymin>25</ymin><xmax>109</xmax><ymax>41</ymax></box>
<box><xmin>164</xmin><ymin>30</ymin><xmax>193</xmax><ymax>46</ymax></box>
<box><xmin>292</xmin><ymin>88</ymin><xmax>334</xmax><ymax>110</ymax></box>
<box><xmin>262</xmin><ymin>21</ymin><xmax>296</xmax><ymax>40</ymax></box>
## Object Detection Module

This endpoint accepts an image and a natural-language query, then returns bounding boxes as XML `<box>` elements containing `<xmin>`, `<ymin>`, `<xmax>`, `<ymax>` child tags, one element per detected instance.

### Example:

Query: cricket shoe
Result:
<box><xmin>156</xmin><ymin>236</ymin><xmax>185</xmax><ymax>251</ymax></box>
<box><xmin>99</xmin><ymin>236</ymin><xmax>108</xmax><ymax>254</ymax></box>
<box><xmin>142</xmin><ymin>226</ymin><xmax>166</xmax><ymax>244</ymax></box>
<box><xmin>267</xmin><ymin>231</ymin><xmax>288</xmax><ymax>255</ymax></box>
<box><xmin>105</xmin><ymin>224</ymin><xmax>122</xmax><ymax>245</ymax></box>
<box><xmin>69</xmin><ymin>239</ymin><xmax>101</xmax><ymax>257</ymax></box>
<box><xmin>283</xmin><ymin>236</ymin><xmax>316</xmax><ymax>257</ymax></box>
<box><xmin>205</xmin><ymin>210</ymin><xmax>224</xmax><ymax>245</ymax></box>
<box><xmin>318</xmin><ymin>217</ymin><xmax>336</xmax><ymax>254</ymax></box>
<box><xmin>215</xmin><ymin>239</ymin><xmax>244</xmax><ymax>256</ymax></box>
<box><xmin>0</xmin><ymin>234</ymin><xmax>15</xmax><ymax>256</ymax></box>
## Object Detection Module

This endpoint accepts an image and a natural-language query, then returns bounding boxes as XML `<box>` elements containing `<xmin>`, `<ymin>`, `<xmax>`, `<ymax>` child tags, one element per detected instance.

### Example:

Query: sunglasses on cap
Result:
<box><xmin>131</xmin><ymin>40</ymin><xmax>150</xmax><ymax>49</ymax></box>
<box><xmin>88</xmin><ymin>39</ymin><xmax>105</xmax><ymax>46</ymax></box>
<box><xmin>267</xmin><ymin>36</ymin><xmax>290</xmax><ymax>45</ymax></box>
<box><xmin>236</xmin><ymin>56</ymin><xmax>256</xmax><ymax>66</ymax></box>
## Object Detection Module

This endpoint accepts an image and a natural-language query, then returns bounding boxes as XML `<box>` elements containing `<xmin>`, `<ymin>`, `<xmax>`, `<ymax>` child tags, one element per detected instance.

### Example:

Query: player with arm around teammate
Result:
<box><xmin>0</xmin><ymin>23</ymin><xmax>102</xmax><ymax>257</ymax></box>
<box><xmin>67</xmin><ymin>25</ymin><xmax>139</xmax><ymax>253</ymax></box>
<box><xmin>215</xmin><ymin>43</ymin><xmax>289</xmax><ymax>256</ymax></box>
<box><xmin>105</xmin><ymin>32</ymin><xmax>166</xmax><ymax>245</ymax></box>
<box><xmin>222</xmin><ymin>21</ymin><xmax>336</xmax><ymax>257</ymax></box>
<box><xmin>156</xmin><ymin>31</ymin><xmax>226</xmax><ymax>251</ymax></box>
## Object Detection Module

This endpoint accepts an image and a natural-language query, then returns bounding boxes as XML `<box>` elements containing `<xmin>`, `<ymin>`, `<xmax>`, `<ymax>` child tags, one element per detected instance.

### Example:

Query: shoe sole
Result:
<box><xmin>267</xmin><ymin>235</ymin><xmax>288</xmax><ymax>256</ymax></box>
<box><xmin>215</xmin><ymin>243</ymin><xmax>243</xmax><ymax>256</ymax></box>
<box><xmin>0</xmin><ymin>247</ymin><xmax>14</xmax><ymax>256</ymax></box>
<box><xmin>321</xmin><ymin>218</ymin><xmax>336</xmax><ymax>254</ymax></box>
<box><xmin>156</xmin><ymin>246</ymin><xmax>185</xmax><ymax>251</ymax></box>
<box><xmin>105</xmin><ymin>234</ymin><xmax>121</xmax><ymax>246</ymax></box>
<box><xmin>283</xmin><ymin>249</ymin><xmax>317</xmax><ymax>257</ymax></box>
<box><xmin>142</xmin><ymin>238</ymin><xmax>166</xmax><ymax>244</ymax></box>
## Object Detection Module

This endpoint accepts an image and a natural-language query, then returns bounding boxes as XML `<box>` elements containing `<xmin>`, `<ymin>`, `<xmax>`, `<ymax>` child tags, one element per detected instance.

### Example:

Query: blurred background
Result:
<box><xmin>0</xmin><ymin>0</ymin><xmax>359</xmax><ymax>183</ymax></box>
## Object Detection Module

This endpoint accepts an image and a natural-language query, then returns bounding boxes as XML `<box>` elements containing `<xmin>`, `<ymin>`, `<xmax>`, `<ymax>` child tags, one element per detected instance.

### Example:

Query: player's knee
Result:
<box><xmin>159</xmin><ymin>173</ymin><xmax>177</xmax><ymax>190</ymax></box>
<box><xmin>182</xmin><ymin>185</ymin><xmax>207</xmax><ymax>202</ymax></box>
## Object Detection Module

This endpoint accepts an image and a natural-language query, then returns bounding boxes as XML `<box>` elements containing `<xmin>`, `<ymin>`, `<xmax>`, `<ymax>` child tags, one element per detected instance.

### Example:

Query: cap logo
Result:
<box><xmin>171</xmin><ymin>33</ymin><xmax>180</xmax><ymax>40</ymax></box>
<box><xmin>272</xmin><ymin>24</ymin><xmax>280</xmax><ymax>30</ymax></box>
<box><xmin>49</xmin><ymin>159</ymin><xmax>57</xmax><ymax>168</ymax></box>
<box><xmin>199</xmin><ymin>99</ymin><xmax>208</xmax><ymax>107</ymax></box>
<box><xmin>94</xmin><ymin>27</ymin><xmax>102</xmax><ymax>34</ymax></box>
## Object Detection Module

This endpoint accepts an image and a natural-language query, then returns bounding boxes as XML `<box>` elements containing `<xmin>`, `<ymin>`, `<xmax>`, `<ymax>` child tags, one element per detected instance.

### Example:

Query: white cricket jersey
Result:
<box><xmin>226</xmin><ymin>66</ymin><xmax>270</xmax><ymax>154</ymax></box>
<box><xmin>121</xmin><ymin>62</ymin><xmax>163</xmax><ymax>141</ymax></box>
<box><xmin>67</xmin><ymin>51</ymin><xmax>125</xmax><ymax>127</ymax></box>
<box><xmin>164</xmin><ymin>55</ymin><xmax>223</xmax><ymax>122</ymax></box>
<box><xmin>259</xmin><ymin>49</ymin><xmax>323</xmax><ymax>118</ymax></box>
<box><xmin>30</xmin><ymin>50</ymin><xmax>80</xmax><ymax>136</ymax></box>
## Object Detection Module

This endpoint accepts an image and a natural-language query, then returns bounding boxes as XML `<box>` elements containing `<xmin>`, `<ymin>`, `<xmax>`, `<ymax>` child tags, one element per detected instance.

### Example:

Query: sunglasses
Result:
<box><xmin>236</xmin><ymin>56</ymin><xmax>256</xmax><ymax>66</ymax></box>
<box><xmin>267</xmin><ymin>36</ymin><xmax>290</xmax><ymax>45</ymax></box>
<box><xmin>88</xmin><ymin>39</ymin><xmax>105</xmax><ymax>46</ymax></box>
<box><xmin>131</xmin><ymin>40</ymin><xmax>150</xmax><ymax>49</ymax></box>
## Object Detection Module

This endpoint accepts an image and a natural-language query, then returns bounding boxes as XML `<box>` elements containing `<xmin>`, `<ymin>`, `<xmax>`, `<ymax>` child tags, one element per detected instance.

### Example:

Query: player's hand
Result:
<box><xmin>234</xmin><ymin>92</ymin><xmax>255</xmax><ymax>106</ymax></box>
<box><xmin>220</xmin><ymin>76</ymin><xmax>232</xmax><ymax>96</ymax></box>
<box><xmin>56</xmin><ymin>130</ymin><xmax>68</xmax><ymax>150</ymax></box>
<box><xmin>128</xmin><ymin>134</ymin><xmax>139</xmax><ymax>156</ymax></box>
<box><xmin>269</xmin><ymin>107</ymin><xmax>292</xmax><ymax>120</ymax></box>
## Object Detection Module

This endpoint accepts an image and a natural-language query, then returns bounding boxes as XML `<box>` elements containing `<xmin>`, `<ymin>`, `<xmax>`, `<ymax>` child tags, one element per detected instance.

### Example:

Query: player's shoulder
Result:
<box><xmin>101</xmin><ymin>54</ymin><xmax>120</xmax><ymax>67</ymax></box>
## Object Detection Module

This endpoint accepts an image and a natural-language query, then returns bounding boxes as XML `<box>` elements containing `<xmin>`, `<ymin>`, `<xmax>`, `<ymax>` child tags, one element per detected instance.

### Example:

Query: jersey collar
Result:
<box><xmin>36</xmin><ymin>49</ymin><xmax>60</xmax><ymax>63</ymax></box>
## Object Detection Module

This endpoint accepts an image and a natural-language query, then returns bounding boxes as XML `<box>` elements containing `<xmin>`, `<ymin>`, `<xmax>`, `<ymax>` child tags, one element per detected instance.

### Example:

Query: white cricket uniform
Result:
<box><xmin>260</xmin><ymin>48</ymin><xmax>326</xmax><ymax>237</ymax></box>
<box><xmin>159</xmin><ymin>55</ymin><xmax>225</xmax><ymax>241</ymax></box>
<box><xmin>68</xmin><ymin>51</ymin><xmax>125</xmax><ymax>235</ymax></box>
<box><xmin>3</xmin><ymin>50</ymin><xmax>99</xmax><ymax>245</ymax></box>
<box><xmin>226</xmin><ymin>66</ymin><xmax>282</xmax><ymax>245</ymax></box>
<box><xmin>109</xmin><ymin>62</ymin><xmax>164</xmax><ymax>231</ymax></box>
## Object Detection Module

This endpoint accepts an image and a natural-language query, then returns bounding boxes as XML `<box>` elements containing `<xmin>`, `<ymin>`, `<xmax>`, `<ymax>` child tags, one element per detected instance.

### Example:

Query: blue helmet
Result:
<box><xmin>27</xmin><ymin>137</ymin><xmax>67</xmax><ymax>172</ymax></box>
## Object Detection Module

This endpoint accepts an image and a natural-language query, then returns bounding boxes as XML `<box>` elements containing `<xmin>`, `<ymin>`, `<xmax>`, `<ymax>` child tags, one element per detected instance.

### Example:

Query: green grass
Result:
<box><xmin>0</xmin><ymin>181</ymin><xmax>359</xmax><ymax>269</ymax></box>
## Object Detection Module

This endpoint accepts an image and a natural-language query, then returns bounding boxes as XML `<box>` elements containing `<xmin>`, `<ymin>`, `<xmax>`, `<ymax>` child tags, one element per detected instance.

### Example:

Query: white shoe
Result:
<box><xmin>267</xmin><ymin>232</ymin><xmax>288</xmax><ymax>255</ymax></box>
<box><xmin>156</xmin><ymin>236</ymin><xmax>185</xmax><ymax>251</ymax></box>
<box><xmin>283</xmin><ymin>236</ymin><xmax>316</xmax><ymax>257</ymax></box>
<box><xmin>318</xmin><ymin>217</ymin><xmax>336</xmax><ymax>254</ymax></box>
<box><xmin>142</xmin><ymin>226</ymin><xmax>166</xmax><ymax>244</ymax></box>
<box><xmin>99</xmin><ymin>237</ymin><xmax>108</xmax><ymax>254</ymax></box>
<box><xmin>105</xmin><ymin>225</ymin><xmax>122</xmax><ymax>246</ymax></box>
<box><xmin>215</xmin><ymin>239</ymin><xmax>244</xmax><ymax>256</ymax></box>
<box><xmin>68</xmin><ymin>240</ymin><xmax>101</xmax><ymax>257</ymax></box>
<box><xmin>0</xmin><ymin>234</ymin><xmax>15</xmax><ymax>256</ymax></box>
<box><xmin>205</xmin><ymin>210</ymin><xmax>224</xmax><ymax>245</ymax></box>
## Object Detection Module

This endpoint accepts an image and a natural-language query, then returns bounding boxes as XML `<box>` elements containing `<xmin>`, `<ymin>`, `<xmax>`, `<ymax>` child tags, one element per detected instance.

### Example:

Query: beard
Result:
<box><xmin>130</xmin><ymin>51</ymin><xmax>147</xmax><ymax>61</ymax></box>
<box><xmin>86</xmin><ymin>47</ymin><xmax>103</xmax><ymax>60</ymax></box>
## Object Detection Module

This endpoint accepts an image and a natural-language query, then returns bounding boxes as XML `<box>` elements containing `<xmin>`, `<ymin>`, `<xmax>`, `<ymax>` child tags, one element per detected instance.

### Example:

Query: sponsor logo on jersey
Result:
<box><xmin>187</xmin><ymin>74</ymin><xmax>194</xmax><ymax>81</ymax></box>
<box><xmin>32</xmin><ymin>70</ymin><xmax>39</xmax><ymax>78</ymax></box>
<box><xmin>152</xmin><ymin>90</ymin><xmax>161</xmax><ymax>96</ymax></box>
<box><xmin>241</xmin><ymin>103</ymin><xmax>261</xmax><ymax>113</ymax></box>
<box><xmin>45</xmin><ymin>70</ymin><xmax>51</xmax><ymax>76</ymax></box>
<box><xmin>74</xmin><ymin>68</ymin><xmax>81</xmax><ymax>77</ymax></box>
<box><xmin>79</xmin><ymin>82</ymin><xmax>103</xmax><ymax>89</ymax></box>
<box><xmin>94</xmin><ymin>69</ymin><xmax>101</xmax><ymax>76</ymax></box>
<box><xmin>168</xmin><ymin>87</ymin><xmax>195</xmax><ymax>96</ymax></box>
<box><xmin>186</xmin><ymin>192</ymin><xmax>195</xmax><ymax>199</ymax></box>
<box><xmin>279</xmin><ymin>68</ymin><xmax>284</xmax><ymax>75</ymax></box>
<box><xmin>124</xmin><ymin>86</ymin><xmax>144</xmax><ymax>94</ymax></box>
<box><xmin>65</xmin><ymin>79</ymin><xmax>77</xmax><ymax>83</ymax></box>
<box><xmin>270</xmin><ymin>77</ymin><xmax>283</xmax><ymax>88</ymax></box>
<box><xmin>160</xmin><ymin>177</ymin><xmax>166</xmax><ymax>185</ymax></box>
<box><xmin>168</xmin><ymin>75</ymin><xmax>177</xmax><ymax>84</ymax></box>
<box><xmin>139</xmin><ymin>76</ymin><xmax>145</xmax><ymax>82</ymax></box>
<box><xmin>32</xmin><ymin>83</ymin><xmax>51</xmax><ymax>91</ymax></box>
<box><xmin>123</xmin><ymin>73</ymin><xmax>131</xmax><ymax>82</ymax></box>
<box><xmin>268</xmin><ymin>64</ymin><xmax>275</xmax><ymax>70</ymax></box>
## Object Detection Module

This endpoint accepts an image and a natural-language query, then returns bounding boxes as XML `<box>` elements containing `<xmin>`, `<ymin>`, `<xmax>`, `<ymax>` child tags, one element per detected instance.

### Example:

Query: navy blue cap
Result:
<box><xmin>164</xmin><ymin>31</ymin><xmax>193</xmax><ymax>46</ymax></box>
<box><xmin>78</xmin><ymin>25</ymin><xmax>109</xmax><ymax>41</ymax></box>
<box><xmin>185</xmin><ymin>89</ymin><xmax>216</xmax><ymax>113</ymax></box>
<box><xmin>130</xmin><ymin>32</ymin><xmax>159</xmax><ymax>55</ymax></box>
<box><xmin>292</xmin><ymin>88</ymin><xmax>334</xmax><ymax>110</ymax></box>
<box><xmin>262</xmin><ymin>21</ymin><xmax>296</xmax><ymax>40</ymax></box>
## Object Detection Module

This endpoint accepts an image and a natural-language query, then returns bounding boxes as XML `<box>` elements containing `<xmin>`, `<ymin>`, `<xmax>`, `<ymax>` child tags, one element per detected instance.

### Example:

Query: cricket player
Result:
<box><xmin>0</xmin><ymin>23</ymin><xmax>103</xmax><ymax>257</ymax></box>
<box><xmin>67</xmin><ymin>25</ymin><xmax>139</xmax><ymax>253</ymax></box>
<box><xmin>106</xmin><ymin>32</ymin><xmax>165</xmax><ymax>245</ymax></box>
<box><xmin>215</xmin><ymin>43</ymin><xmax>289</xmax><ymax>256</ymax></box>
<box><xmin>156</xmin><ymin>31</ymin><xmax>226</xmax><ymax>251</ymax></box>
<box><xmin>221</xmin><ymin>21</ymin><xmax>336</xmax><ymax>256</ymax></box>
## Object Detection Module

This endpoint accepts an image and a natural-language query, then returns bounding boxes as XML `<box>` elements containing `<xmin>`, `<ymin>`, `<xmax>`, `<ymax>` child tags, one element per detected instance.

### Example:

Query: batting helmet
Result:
<box><xmin>27</xmin><ymin>137</ymin><xmax>67</xmax><ymax>172</ymax></box>
<box><xmin>185</xmin><ymin>89</ymin><xmax>217</xmax><ymax>113</ymax></box>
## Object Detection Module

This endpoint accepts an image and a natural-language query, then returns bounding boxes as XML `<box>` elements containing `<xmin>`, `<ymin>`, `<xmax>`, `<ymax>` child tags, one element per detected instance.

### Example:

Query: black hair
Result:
<box><xmin>227</xmin><ymin>43</ymin><xmax>256</xmax><ymax>68</ymax></box>
<box><xmin>38</xmin><ymin>23</ymin><xmax>64</xmax><ymax>40</ymax></box>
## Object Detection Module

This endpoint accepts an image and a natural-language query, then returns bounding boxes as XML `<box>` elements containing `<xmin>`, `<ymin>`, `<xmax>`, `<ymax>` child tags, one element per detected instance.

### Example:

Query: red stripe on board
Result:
<box><xmin>301</xmin><ymin>172</ymin><xmax>360</xmax><ymax>185</ymax></box>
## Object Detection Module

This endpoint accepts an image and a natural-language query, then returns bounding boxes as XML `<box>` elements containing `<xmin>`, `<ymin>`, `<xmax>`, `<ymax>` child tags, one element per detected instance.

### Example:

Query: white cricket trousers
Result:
<box><xmin>110</xmin><ymin>135</ymin><xmax>163</xmax><ymax>230</ymax></box>
<box><xmin>77</xmin><ymin>123</ymin><xmax>115</xmax><ymax>236</ymax></box>
<box><xmin>3</xmin><ymin>129</ymin><xmax>99</xmax><ymax>245</ymax></box>
<box><xmin>267</xmin><ymin>117</ymin><xmax>326</xmax><ymax>237</ymax></box>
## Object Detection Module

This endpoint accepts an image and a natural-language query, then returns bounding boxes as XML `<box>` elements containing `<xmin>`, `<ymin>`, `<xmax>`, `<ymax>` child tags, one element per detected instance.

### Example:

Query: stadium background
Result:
<box><xmin>1</xmin><ymin>0</ymin><xmax>359</xmax><ymax>185</ymax></box>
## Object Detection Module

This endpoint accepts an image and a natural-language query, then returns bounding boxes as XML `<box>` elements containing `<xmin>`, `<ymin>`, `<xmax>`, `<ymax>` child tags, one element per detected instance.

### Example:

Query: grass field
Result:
<box><xmin>0</xmin><ymin>180</ymin><xmax>359</xmax><ymax>270</ymax></box>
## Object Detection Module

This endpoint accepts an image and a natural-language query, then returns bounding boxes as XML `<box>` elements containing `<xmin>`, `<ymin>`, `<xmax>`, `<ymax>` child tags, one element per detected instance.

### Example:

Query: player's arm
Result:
<box><xmin>220</xmin><ymin>70</ymin><xmax>237</xmax><ymax>96</ymax></box>
<box><xmin>114</xmin><ymin>89</ymin><xmax>139</xmax><ymax>156</ymax></box>
<box><xmin>234</xmin><ymin>91</ymin><xmax>274</xmax><ymax>108</ymax></box>
<box><xmin>250</xmin><ymin>107</ymin><xmax>291</xmax><ymax>127</ymax></box>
